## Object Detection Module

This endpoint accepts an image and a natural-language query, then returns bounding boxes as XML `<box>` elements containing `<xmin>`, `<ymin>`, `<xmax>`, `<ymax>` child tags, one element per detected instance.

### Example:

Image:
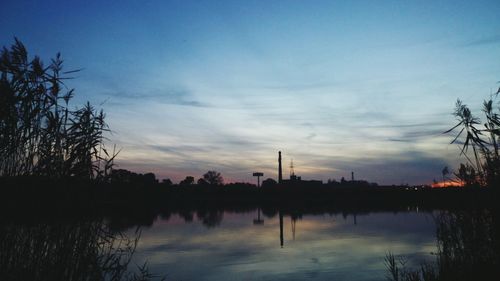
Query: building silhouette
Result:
<box><xmin>277</xmin><ymin>151</ymin><xmax>322</xmax><ymax>187</ymax></box>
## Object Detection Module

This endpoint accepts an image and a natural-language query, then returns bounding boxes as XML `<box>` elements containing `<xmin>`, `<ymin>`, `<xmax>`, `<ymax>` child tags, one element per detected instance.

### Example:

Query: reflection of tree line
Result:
<box><xmin>98</xmin><ymin>205</ymin><xmax>371</xmax><ymax>233</ymax></box>
<box><xmin>123</xmin><ymin>205</ymin><xmax>500</xmax><ymax>278</ymax></box>
<box><xmin>2</xmin><ymin>207</ymin><xmax>497</xmax><ymax>281</ymax></box>
<box><xmin>0</xmin><ymin>219</ymin><xmax>163</xmax><ymax>281</ymax></box>
<box><xmin>386</xmin><ymin>208</ymin><xmax>500</xmax><ymax>281</ymax></box>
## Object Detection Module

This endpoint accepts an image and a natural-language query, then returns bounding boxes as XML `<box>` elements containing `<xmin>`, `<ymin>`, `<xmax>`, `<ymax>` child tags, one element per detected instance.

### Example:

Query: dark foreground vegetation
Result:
<box><xmin>445</xmin><ymin>88</ymin><xmax>500</xmax><ymax>187</ymax></box>
<box><xmin>0</xmin><ymin>216</ymin><xmax>165</xmax><ymax>281</ymax></box>
<box><xmin>385</xmin><ymin>208</ymin><xmax>500</xmax><ymax>281</ymax></box>
<box><xmin>0</xmin><ymin>39</ymin><xmax>116</xmax><ymax>181</ymax></box>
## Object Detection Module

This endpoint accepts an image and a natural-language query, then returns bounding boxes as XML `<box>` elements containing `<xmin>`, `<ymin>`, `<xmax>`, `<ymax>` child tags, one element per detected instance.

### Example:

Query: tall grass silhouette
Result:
<box><xmin>445</xmin><ymin>89</ymin><xmax>500</xmax><ymax>187</ymax></box>
<box><xmin>385</xmin><ymin>208</ymin><xmax>500</xmax><ymax>281</ymax></box>
<box><xmin>0</xmin><ymin>39</ymin><xmax>116</xmax><ymax>180</ymax></box>
<box><xmin>0</xmin><ymin>219</ymin><xmax>164</xmax><ymax>281</ymax></box>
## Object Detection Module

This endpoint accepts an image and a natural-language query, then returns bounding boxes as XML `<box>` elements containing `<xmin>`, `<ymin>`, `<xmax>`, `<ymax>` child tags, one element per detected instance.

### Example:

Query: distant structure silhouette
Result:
<box><xmin>262</xmin><ymin>178</ymin><xmax>277</xmax><ymax>187</ymax></box>
<box><xmin>253</xmin><ymin>208</ymin><xmax>264</xmax><ymax>225</ymax></box>
<box><xmin>289</xmin><ymin>159</ymin><xmax>300</xmax><ymax>181</ymax></box>
<box><xmin>278</xmin><ymin>151</ymin><xmax>283</xmax><ymax>184</ymax></box>
<box><xmin>253</xmin><ymin>172</ymin><xmax>264</xmax><ymax>187</ymax></box>
<box><xmin>277</xmin><ymin>152</ymin><xmax>322</xmax><ymax>187</ymax></box>
<box><xmin>351</xmin><ymin>171</ymin><xmax>354</xmax><ymax>181</ymax></box>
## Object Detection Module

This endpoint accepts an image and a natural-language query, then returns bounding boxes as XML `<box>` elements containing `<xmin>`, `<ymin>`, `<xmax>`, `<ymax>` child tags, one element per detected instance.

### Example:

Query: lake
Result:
<box><xmin>1</xmin><ymin>206</ymin><xmax>497</xmax><ymax>280</ymax></box>
<box><xmin>130</xmin><ymin>209</ymin><xmax>437</xmax><ymax>281</ymax></box>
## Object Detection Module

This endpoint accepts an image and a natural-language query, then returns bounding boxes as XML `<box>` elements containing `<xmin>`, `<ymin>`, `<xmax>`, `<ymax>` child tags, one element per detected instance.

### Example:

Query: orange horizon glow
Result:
<box><xmin>431</xmin><ymin>180</ymin><xmax>464</xmax><ymax>188</ymax></box>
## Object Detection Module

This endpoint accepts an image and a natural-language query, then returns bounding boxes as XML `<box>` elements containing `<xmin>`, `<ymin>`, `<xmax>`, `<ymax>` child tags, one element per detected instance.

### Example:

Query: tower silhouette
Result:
<box><xmin>278</xmin><ymin>151</ymin><xmax>283</xmax><ymax>184</ymax></box>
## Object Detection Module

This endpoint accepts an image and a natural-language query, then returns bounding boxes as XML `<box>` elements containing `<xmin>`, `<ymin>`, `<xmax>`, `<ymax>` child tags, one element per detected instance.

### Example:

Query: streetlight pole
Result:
<box><xmin>253</xmin><ymin>172</ymin><xmax>264</xmax><ymax>187</ymax></box>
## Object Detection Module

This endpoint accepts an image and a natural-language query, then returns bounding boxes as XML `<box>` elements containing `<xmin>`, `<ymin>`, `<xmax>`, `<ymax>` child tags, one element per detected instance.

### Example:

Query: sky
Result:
<box><xmin>1</xmin><ymin>0</ymin><xmax>500</xmax><ymax>185</ymax></box>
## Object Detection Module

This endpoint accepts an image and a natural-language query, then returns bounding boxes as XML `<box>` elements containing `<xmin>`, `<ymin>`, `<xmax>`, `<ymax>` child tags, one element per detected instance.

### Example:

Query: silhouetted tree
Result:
<box><xmin>442</xmin><ymin>166</ymin><xmax>449</xmax><ymax>187</ymax></box>
<box><xmin>110</xmin><ymin>169</ymin><xmax>158</xmax><ymax>185</ymax></box>
<box><xmin>179</xmin><ymin>176</ymin><xmax>194</xmax><ymax>186</ymax></box>
<box><xmin>455</xmin><ymin>163</ymin><xmax>477</xmax><ymax>187</ymax></box>
<box><xmin>202</xmin><ymin>170</ymin><xmax>223</xmax><ymax>185</ymax></box>
<box><xmin>197</xmin><ymin>178</ymin><xmax>208</xmax><ymax>185</ymax></box>
<box><xmin>327</xmin><ymin>178</ymin><xmax>338</xmax><ymax>184</ymax></box>
<box><xmin>262</xmin><ymin>178</ymin><xmax>277</xmax><ymax>187</ymax></box>
<box><xmin>161</xmin><ymin>178</ymin><xmax>172</xmax><ymax>186</ymax></box>
<box><xmin>142</xmin><ymin>173</ymin><xmax>157</xmax><ymax>185</ymax></box>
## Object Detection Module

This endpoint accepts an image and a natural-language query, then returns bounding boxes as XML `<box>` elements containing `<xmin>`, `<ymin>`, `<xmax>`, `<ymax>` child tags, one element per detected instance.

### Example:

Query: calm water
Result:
<box><xmin>130</xmin><ymin>210</ymin><xmax>437</xmax><ymax>281</ymax></box>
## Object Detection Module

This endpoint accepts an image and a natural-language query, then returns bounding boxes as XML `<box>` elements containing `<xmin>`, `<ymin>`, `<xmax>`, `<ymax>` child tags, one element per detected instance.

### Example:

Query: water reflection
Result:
<box><xmin>279</xmin><ymin>210</ymin><xmax>284</xmax><ymax>247</ymax></box>
<box><xmin>253</xmin><ymin>208</ymin><xmax>264</xmax><ymax>225</ymax></box>
<box><xmin>386</xmin><ymin>208</ymin><xmax>500</xmax><ymax>281</ymax></box>
<box><xmin>1</xmin><ymin>207</ymin><xmax>497</xmax><ymax>281</ymax></box>
<box><xmin>0</xmin><ymin>218</ymin><xmax>153</xmax><ymax>281</ymax></box>
<box><xmin>433</xmin><ymin>209</ymin><xmax>500</xmax><ymax>280</ymax></box>
<box><xmin>131</xmin><ymin>209</ymin><xmax>438</xmax><ymax>281</ymax></box>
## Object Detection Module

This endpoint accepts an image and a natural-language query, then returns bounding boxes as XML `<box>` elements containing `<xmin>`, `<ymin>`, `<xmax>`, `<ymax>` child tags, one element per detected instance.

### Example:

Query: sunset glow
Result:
<box><xmin>431</xmin><ymin>180</ymin><xmax>464</xmax><ymax>188</ymax></box>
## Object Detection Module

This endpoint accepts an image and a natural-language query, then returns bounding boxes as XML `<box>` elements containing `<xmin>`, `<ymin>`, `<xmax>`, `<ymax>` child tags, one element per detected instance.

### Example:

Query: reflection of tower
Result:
<box><xmin>291</xmin><ymin>217</ymin><xmax>296</xmax><ymax>240</ymax></box>
<box><xmin>278</xmin><ymin>151</ymin><xmax>283</xmax><ymax>184</ymax></box>
<box><xmin>279</xmin><ymin>210</ymin><xmax>284</xmax><ymax>247</ymax></box>
<box><xmin>253</xmin><ymin>208</ymin><xmax>264</xmax><ymax>225</ymax></box>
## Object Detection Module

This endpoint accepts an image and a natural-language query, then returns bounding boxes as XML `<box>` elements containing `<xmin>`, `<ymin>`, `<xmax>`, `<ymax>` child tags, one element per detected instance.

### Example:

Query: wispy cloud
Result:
<box><xmin>461</xmin><ymin>34</ymin><xmax>500</xmax><ymax>47</ymax></box>
<box><xmin>387</xmin><ymin>128</ymin><xmax>446</xmax><ymax>143</ymax></box>
<box><xmin>105</xmin><ymin>89</ymin><xmax>209</xmax><ymax>107</ymax></box>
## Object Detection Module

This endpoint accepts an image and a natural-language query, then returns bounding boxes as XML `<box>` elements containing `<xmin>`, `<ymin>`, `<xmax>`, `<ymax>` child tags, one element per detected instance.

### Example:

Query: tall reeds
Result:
<box><xmin>385</xmin><ymin>208</ymin><xmax>500</xmax><ymax>281</ymax></box>
<box><xmin>0</xmin><ymin>219</ymin><xmax>162</xmax><ymax>281</ymax></box>
<box><xmin>445</xmin><ymin>89</ymin><xmax>500</xmax><ymax>187</ymax></box>
<box><xmin>0</xmin><ymin>39</ymin><xmax>116</xmax><ymax>181</ymax></box>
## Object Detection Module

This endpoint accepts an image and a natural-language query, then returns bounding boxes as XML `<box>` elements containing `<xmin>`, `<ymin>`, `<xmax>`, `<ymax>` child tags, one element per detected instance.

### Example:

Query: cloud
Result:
<box><xmin>256</xmin><ymin>81</ymin><xmax>336</xmax><ymax>92</ymax></box>
<box><xmin>461</xmin><ymin>34</ymin><xmax>500</xmax><ymax>47</ymax></box>
<box><xmin>104</xmin><ymin>88</ymin><xmax>209</xmax><ymax>107</ymax></box>
<box><xmin>148</xmin><ymin>144</ymin><xmax>211</xmax><ymax>158</ymax></box>
<box><xmin>388</xmin><ymin>128</ymin><xmax>445</xmax><ymax>143</ymax></box>
<box><xmin>306</xmin><ymin>133</ymin><xmax>317</xmax><ymax>140</ymax></box>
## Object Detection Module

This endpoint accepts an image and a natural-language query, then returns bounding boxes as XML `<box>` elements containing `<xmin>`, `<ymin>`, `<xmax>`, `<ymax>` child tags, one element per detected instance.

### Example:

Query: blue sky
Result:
<box><xmin>2</xmin><ymin>0</ymin><xmax>500</xmax><ymax>184</ymax></box>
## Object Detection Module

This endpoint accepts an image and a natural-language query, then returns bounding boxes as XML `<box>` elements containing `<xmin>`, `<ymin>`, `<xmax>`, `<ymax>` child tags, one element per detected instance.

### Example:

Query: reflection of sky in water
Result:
<box><xmin>131</xmin><ymin>211</ymin><xmax>437</xmax><ymax>281</ymax></box>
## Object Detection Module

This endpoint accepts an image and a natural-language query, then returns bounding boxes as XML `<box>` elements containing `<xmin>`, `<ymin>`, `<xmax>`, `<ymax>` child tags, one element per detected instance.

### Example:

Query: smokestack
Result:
<box><xmin>351</xmin><ymin>171</ymin><xmax>354</xmax><ymax>181</ymax></box>
<box><xmin>278</xmin><ymin>151</ymin><xmax>283</xmax><ymax>184</ymax></box>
